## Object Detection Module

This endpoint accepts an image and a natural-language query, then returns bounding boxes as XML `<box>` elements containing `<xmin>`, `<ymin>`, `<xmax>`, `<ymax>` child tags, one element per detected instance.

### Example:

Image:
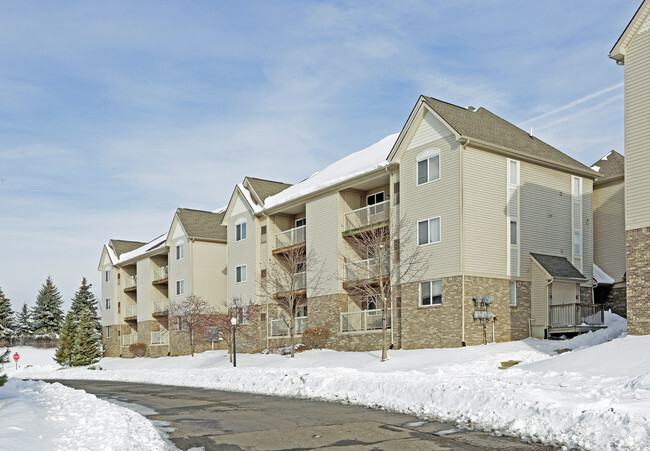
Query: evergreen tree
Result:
<box><xmin>70</xmin><ymin>277</ymin><xmax>99</xmax><ymax>329</ymax></box>
<box><xmin>0</xmin><ymin>349</ymin><xmax>10</xmax><ymax>386</ymax></box>
<box><xmin>70</xmin><ymin>306</ymin><xmax>102</xmax><ymax>366</ymax></box>
<box><xmin>32</xmin><ymin>276</ymin><xmax>64</xmax><ymax>338</ymax></box>
<box><xmin>54</xmin><ymin>312</ymin><xmax>76</xmax><ymax>367</ymax></box>
<box><xmin>0</xmin><ymin>287</ymin><xmax>15</xmax><ymax>344</ymax></box>
<box><xmin>15</xmin><ymin>303</ymin><xmax>32</xmax><ymax>345</ymax></box>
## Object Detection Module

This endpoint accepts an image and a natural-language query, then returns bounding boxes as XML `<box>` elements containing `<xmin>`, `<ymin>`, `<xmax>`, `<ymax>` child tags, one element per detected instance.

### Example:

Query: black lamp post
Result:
<box><xmin>231</xmin><ymin>316</ymin><xmax>237</xmax><ymax>367</ymax></box>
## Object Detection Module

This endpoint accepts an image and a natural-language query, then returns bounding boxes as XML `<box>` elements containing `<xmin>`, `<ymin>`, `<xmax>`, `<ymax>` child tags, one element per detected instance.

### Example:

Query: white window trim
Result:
<box><xmin>509</xmin><ymin>220</ymin><xmax>519</xmax><ymax>246</ymax></box>
<box><xmin>419</xmin><ymin>279</ymin><xmax>443</xmax><ymax>307</ymax></box>
<box><xmin>175</xmin><ymin>241</ymin><xmax>185</xmax><ymax>260</ymax></box>
<box><xmin>417</xmin><ymin>216</ymin><xmax>442</xmax><ymax>246</ymax></box>
<box><xmin>509</xmin><ymin>281</ymin><xmax>517</xmax><ymax>307</ymax></box>
<box><xmin>295</xmin><ymin>218</ymin><xmax>306</xmax><ymax>227</ymax></box>
<box><xmin>416</xmin><ymin>149</ymin><xmax>441</xmax><ymax>186</ymax></box>
<box><xmin>106</xmin><ymin>325</ymin><xmax>111</xmax><ymax>338</ymax></box>
<box><xmin>235</xmin><ymin>218</ymin><xmax>247</xmax><ymax>242</ymax></box>
<box><xmin>366</xmin><ymin>191</ymin><xmax>385</xmax><ymax>205</ymax></box>
<box><xmin>105</xmin><ymin>298</ymin><xmax>111</xmax><ymax>310</ymax></box>
<box><xmin>235</xmin><ymin>264</ymin><xmax>247</xmax><ymax>284</ymax></box>
<box><xmin>176</xmin><ymin>279</ymin><xmax>185</xmax><ymax>296</ymax></box>
<box><xmin>105</xmin><ymin>269</ymin><xmax>111</xmax><ymax>282</ymax></box>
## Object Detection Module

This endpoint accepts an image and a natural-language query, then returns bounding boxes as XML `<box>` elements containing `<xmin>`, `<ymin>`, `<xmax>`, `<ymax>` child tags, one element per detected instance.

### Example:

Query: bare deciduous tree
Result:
<box><xmin>215</xmin><ymin>296</ymin><xmax>256</xmax><ymax>362</ymax></box>
<box><xmin>342</xmin><ymin>214</ymin><xmax>423</xmax><ymax>361</ymax></box>
<box><xmin>169</xmin><ymin>295</ymin><xmax>217</xmax><ymax>357</ymax></box>
<box><xmin>261</xmin><ymin>245</ymin><xmax>322</xmax><ymax>358</ymax></box>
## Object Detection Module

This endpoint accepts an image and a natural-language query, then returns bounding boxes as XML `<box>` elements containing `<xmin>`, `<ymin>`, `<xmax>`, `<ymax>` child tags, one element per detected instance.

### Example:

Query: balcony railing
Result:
<box><xmin>275</xmin><ymin>272</ymin><xmax>306</xmax><ymax>296</ymax></box>
<box><xmin>274</xmin><ymin>225</ymin><xmax>306</xmax><ymax>250</ymax></box>
<box><xmin>344</xmin><ymin>200</ymin><xmax>389</xmax><ymax>232</ymax></box>
<box><xmin>549</xmin><ymin>303</ymin><xmax>604</xmax><ymax>328</ymax></box>
<box><xmin>122</xmin><ymin>334</ymin><xmax>137</xmax><ymax>347</ymax></box>
<box><xmin>153</xmin><ymin>265</ymin><xmax>169</xmax><ymax>282</ymax></box>
<box><xmin>124</xmin><ymin>305</ymin><xmax>137</xmax><ymax>319</ymax></box>
<box><xmin>151</xmin><ymin>330</ymin><xmax>170</xmax><ymax>345</ymax></box>
<box><xmin>124</xmin><ymin>275</ymin><xmax>137</xmax><ymax>290</ymax></box>
<box><xmin>344</xmin><ymin>258</ymin><xmax>390</xmax><ymax>284</ymax></box>
<box><xmin>153</xmin><ymin>299</ymin><xmax>169</xmax><ymax>316</ymax></box>
<box><xmin>270</xmin><ymin>316</ymin><xmax>308</xmax><ymax>337</ymax></box>
<box><xmin>341</xmin><ymin>308</ymin><xmax>391</xmax><ymax>332</ymax></box>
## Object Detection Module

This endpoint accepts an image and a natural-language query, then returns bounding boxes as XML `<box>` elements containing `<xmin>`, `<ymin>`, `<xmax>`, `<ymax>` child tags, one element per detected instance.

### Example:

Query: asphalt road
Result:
<box><xmin>43</xmin><ymin>379</ymin><xmax>554</xmax><ymax>451</ymax></box>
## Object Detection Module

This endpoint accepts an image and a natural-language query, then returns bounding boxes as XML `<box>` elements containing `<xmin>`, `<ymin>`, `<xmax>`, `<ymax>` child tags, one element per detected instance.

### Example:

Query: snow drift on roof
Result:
<box><xmin>265</xmin><ymin>134</ymin><xmax>398</xmax><ymax>209</ymax></box>
<box><xmin>593</xmin><ymin>263</ymin><xmax>616</xmax><ymax>285</ymax></box>
<box><xmin>118</xmin><ymin>233</ymin><xmax>168</xmax><ymax>264</ymax></box>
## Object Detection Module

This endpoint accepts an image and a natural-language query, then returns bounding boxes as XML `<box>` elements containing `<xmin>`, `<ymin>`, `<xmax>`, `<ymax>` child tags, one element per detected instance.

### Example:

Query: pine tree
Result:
<box><xmin>54</xmin><ymin>312</ymin><xmax>76</xmax><ymax>367</ymax></box>
<box><xmin>0</xmin><ymin>287</ymin><xmax>15</xmax><ymax>344</ymax></box>
<box><xmin>15</xmin><ymin>303</ymin><xmax>32</xmax><ymax>345</ymax></box>
<box><xmin>32</xmin><ymin>276</ymin><xmax>64</xmax><ymax>339</ymax></box>
<box><xmin>0</xmin><ymin>349</ymin><xmax>10</xmax><ymax>386</ymax></box>
<box><xmin>71</xmin><ymin>306</ymin><xmax>102</xmax><ymax>366</ymax></box>
<box><xmin>70</xmin><ymin>277</ymin><xmax>99</xmax><ymax>330</ymax></box>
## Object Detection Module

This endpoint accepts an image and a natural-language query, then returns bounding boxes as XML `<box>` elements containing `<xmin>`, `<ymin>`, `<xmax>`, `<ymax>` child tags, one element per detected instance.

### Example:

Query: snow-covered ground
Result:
<box><xmin>2</xmin><ymin>312</ymin><xmax>649</xmax><ymax>450</ymax></box>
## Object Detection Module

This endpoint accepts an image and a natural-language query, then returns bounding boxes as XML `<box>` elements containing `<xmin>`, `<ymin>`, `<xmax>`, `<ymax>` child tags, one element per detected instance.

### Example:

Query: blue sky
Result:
<box><xmin>0</xmin><ymin>1</ymin><xmax>637</xmax><ymax>309</ymax></box>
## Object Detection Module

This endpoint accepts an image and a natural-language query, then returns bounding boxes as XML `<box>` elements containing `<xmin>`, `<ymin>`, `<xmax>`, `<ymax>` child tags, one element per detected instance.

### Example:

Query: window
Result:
<box><xmin>418</xmin><ymin>217</ymin><xmax>441</xmax><ymax>245</ymax></box>
<box><xmin>393</xmin><ymin>182</ymin><xmax>400</xmax><ymax>205</ymax></box>
<box><xmin>176</xmin><ymin>279</ymin><xmax>184</xmax><ymax>296</ymax></box>
<box><xmin>295</xmin><ymin>218</ymin><xmax>306</xmax><ymax>228</ymax></box>
<box><xmin>509</xmin><ymin>281</ymin><xmax>517</xmax><ymax>306</ymax></box>
<box><xmin>176</xmin><ymin>242</ymin><xmax>184</xmax><ymax>260</ymax></box>
<box><xmin>105</xmin><ymin>269</ymin><xmax>111</xmax><ymax>282</ymax></box>
<box><xmin>296</xmin><ymin>305</ymin><xmax>308</xmax><ymax>317</ymax></box>
<box><xmin>417</xmin><ymin>153</ymin><xmax>440</xmax><ymax>185</ymax></box>
<box><xmin>178</xmin><ymin>316</ymin><xmax>185</xmax><ymax>331</ymax></box>
<box><xmin>236</xmin><ymin>221</ymin><xmax>247</xmax><ymax>241</ymax></box>
<box><xmin>106</xmin><ymin>325</ymin><xmax>111</xmax><ymax>338</ymax></box>
<box><xmin>509</xmin><ymin>160</ymin><xmax>519</xmax><ymax>185</ymax></box>
<box><xmin>367</xmin><ymin>192</ymin><xmax>385</xmax><ymax>215</ymax></box>
<box><xmin>574</xmin><ymin>231</ymin><xmax>581</xmax><ymax>255</ymax></box>
<box><xmin>420</xmin><ymin>280</ymin><xmax>442</xmax><ymax>306</ymax></box>
<box><xmin>236</xmin><ymin>265</ymin><xmax>247</xmax><ymax>283</ymax></box>
<box><xmin>105</xmin><ymin>298</ymin><xmax>111</xmax><ymax>310</ymax></box>
<box><xmin>510</xmin><ymin>220</ymin><xmax>518</xmax><ymax>245</ymax></box>
<box><xmin>573</xmin><ymin>177</ymin><xmax>581</xmax><ymax>200</ymax></box>
<box><xmin>363</xmin><ymin>295</ymin><xmax>380</xmax><ymax>310</ymax></box>
<box><xmin>238</xmin><ymin>306</ymin><xmax>249</xmax><ymax>325</ymax></box>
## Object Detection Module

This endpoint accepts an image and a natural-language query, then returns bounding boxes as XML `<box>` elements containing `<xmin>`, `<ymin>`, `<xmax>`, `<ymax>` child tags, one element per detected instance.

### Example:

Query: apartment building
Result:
<box><xmin>610</xmin><ymin>0</ymin><xmax>650</xmax><ymax>335</ymax></box>
<box><xmin>98</xmin><ymin>208</ymin><xmax>227</xmax><ymax>357</ymax></box>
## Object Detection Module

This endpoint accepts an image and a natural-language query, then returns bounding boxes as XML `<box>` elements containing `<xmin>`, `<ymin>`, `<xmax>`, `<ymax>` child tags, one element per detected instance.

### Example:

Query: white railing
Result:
<box><xmin>153</xmin><ymin>265</ymin><xmax>168</xmax><ymax>282</ymax></box>
<box><xmin>274</xmin><ymin>225</ymin><xmax>306</xmax><ymax>249</ymax></box>
<box><xmin>151</xmin><ymin>330</ymin><xmax>170</xmax><ymax>345</ymax></box>
<box><xmin>344</xmin><ymin>200</ymin><xmax>389</xmax><ymax>232</ymax></box>
<box><xmin>122</xmin><ymin>334</ymin><xmax>137</xmax><ymax>347</ymax></box>
<box><xmin>344</xmin><ymin>258</ymin><xmax>390</xmax><ymax>283</ymax></box>
<box><xmin>124</xmin><ymin>305</ymin><xmax>137</xmax><ymax>318</ymax></box>
<box><xmin>341</xmin><ymin>308</ymin><xmax>391</xmax><ymax>332</ymax></box>
<box><xmin>270</xmin><ymin>316</ymin><xmax>308</xmax><ymax>337</ymax></box>
<box><xmin>153</xmin><ymin>299</ymin><xmax>169</xmax><ymax>315</ymax></box>
<box><xmin>124</xmin><ymin>275</ymin><xmax>137</xmax><ymax>289</ymax></box>
<box><xmin>273</xmin><ymin>272</ymin><xmax>307</xmax><ymax>295</ymax></box>
<box><xmin>550</xmin><ymin>303</ymin><xmax>604</xmax><ymax>328</ymax></box>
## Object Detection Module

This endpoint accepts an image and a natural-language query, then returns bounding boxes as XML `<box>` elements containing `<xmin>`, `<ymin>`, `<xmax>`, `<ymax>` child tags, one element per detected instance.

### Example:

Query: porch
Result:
<box><xmin>549</xmin><ymin>303</ymin><xmax>606</xmax><ymax>335</ymax></box>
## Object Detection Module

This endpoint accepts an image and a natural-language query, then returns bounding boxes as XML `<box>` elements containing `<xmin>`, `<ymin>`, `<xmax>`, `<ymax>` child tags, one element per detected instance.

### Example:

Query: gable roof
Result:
<box><xmin>530</xmin><ymin>253</ymin><xmax>587</xmax><ymax>281</ymax></box>
<box><xmin>417</xmin><ymin>96</ymin><xmax>597</xmax><ymax>177</ymax></box>
<box><xmin>610</xmin><ymin>0</ymin><xmax>650</xmax><ymax>63</ymax></box>
<box><xmin>109</xmin><ymin>239</ymin><xmax>146</xmax><ymax>258</ymax></box>
<box><xmin>245</xmin><ymin>177</ymin><xmax>292</xmax><ymax>205</ymax></box>
<box><xmin>591</xmin><ymin>150</ymin><xmax>625</xmax><ymax>184</ymax></box>
<box><xmin>176</xmin><ymin>208</ymin><xmax>227</xmax><ymax>242</ymax></box>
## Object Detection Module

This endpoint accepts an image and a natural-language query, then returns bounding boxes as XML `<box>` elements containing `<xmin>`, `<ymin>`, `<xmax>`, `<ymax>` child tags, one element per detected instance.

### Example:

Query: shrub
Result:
<box><xmin>129</xmin><ymin>342</ymin><xmax>147</xmax><ymax>357</ymax></box>
<box><xmin>301</xmin><ymin>326</ymin><xmax>331</xmax><ymax>350</ymax></box>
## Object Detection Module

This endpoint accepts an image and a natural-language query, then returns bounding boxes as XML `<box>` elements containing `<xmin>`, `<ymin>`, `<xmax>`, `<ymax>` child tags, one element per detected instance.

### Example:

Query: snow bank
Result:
<box><xmin>0</xmin><ymin>378</ymin><xmax>165</xmax><ymax>450</ymax></box>
<box><xmin>8</xmin><ymin>312</ymin><xmax>649</xmax><ymax>450</ymax></box>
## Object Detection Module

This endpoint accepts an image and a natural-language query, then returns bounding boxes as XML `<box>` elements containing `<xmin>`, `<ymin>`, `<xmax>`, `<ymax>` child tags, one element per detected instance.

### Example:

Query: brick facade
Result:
<box><xmin>626</xmin><ymin>226</ymin><xmax>650</xmax><ymax>334</ymax></box>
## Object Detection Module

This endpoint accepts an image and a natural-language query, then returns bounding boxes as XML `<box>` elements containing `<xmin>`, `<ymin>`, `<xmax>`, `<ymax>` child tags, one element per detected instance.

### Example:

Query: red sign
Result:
<box><xmin>13</xmin><ymin>353</ymin><xmax>19</xmax><ymax>362</ymax></box>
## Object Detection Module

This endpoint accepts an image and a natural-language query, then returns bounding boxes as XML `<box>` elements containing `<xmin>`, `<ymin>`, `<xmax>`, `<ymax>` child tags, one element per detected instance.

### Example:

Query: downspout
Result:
<box><xmin>260</xmin><ymin>211</ymin><xmax>271</xmax><ymax>349</ymax></box>
<box><xmin>190</xmin><ymin>238</ymin><xmax>195</xmax><ymax>297</ymax></box>
<box><xmin>460</xmin><ymin>139</ymin><xmax>468</xmax><ymax>346</ymax></box>
<box><xmin>386</xmin><ymin>165</ymin><xmax>395</xmax><ymax>347</ymax></box>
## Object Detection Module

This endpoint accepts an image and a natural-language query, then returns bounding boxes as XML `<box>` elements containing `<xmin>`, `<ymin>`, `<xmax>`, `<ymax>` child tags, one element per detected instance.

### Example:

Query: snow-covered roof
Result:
<box><xmin>593</xmin><ymin>263</ymin><xmax>615</xmax><ymax>285</ymax></box>
<box><xmin>264</xmin><ymin>134</ymin><xmax>399</xmax><ymax>209</ymax></box>
<box><xmin>117</xmin><ymin>233</ymin><xmax>168</xmax><ymax>264</ymax></box>
<box><xmin>237</xmin><ymin>183</ymin><xmax>263</xmax><ymax>213</ymax></box>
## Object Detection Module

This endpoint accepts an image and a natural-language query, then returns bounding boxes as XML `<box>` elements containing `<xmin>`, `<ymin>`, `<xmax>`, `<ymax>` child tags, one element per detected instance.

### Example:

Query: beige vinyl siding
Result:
<box><xmin>518</xmin><ymin>162</ymin><xmax>573</xmax><ymax>279</ymax></box>
<box><xmin>100</xmin><ymin>252</ymin><xmax>118</xmax><ymax>326</ymax></box>
<box><xmin>136</xmin><ymin>258</ymin><xmax>152</xmax><ymax>319</ymax></box>
<box><xmin>169</xmin><ymin>222</ymin><xmax>191</xmax><ymax>304</ymax></box>
<box><xmin>228</xmin><ymin>209</ymin><xmax>257</xmax><ymax>304</ymax></box>
<box><xmin>625</xmin><ymin>28</ymin><xmax>650</xmax><ymax>230</ymax></box>
<box><xmin>581</xmin><ymin>179</ymin><xmax>594</xmax><ymax>282</ymax></box>
<box><xmin>306</xmin><ymin>192</ymin><xmax>341</xmax><ymax>296</ymax></box>
<box><xmin>149</xmin><ymin>254</ymin><xmax>168</xmax><ymax>317</ymax></box>
<box><xmin>462</xmin><ymin>147</ymin><xmax>507</xmax><ymax>276</ymax></box>
<box><xmin>192</xmin><ymin>241</ymin><xmax>228</xmax><ymax>310</ymax></box>
<box><xmin>593</xmin><ymin>179</ymin><xmax>626</xmax><ymax>280</ymax></box>
<box><xmin>399</xmin><ymin>112</ymin><xmax>460</xmax><ymax>279</ymax></box>
<box><xmin>552</xmin><ymin>281</ymin><xmax>577</xmax><ymax>305</ymax></box>
<box><xmin>530</xmin><ymin>260</ymin><xmax>549</xmax><ymax>336</ymax></box>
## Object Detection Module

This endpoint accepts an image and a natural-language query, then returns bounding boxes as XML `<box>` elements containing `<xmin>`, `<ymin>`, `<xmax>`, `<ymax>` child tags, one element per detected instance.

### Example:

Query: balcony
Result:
<box><xmin>343</xmin><ymin>258</ymin><xmax>390</xmax><ymax>288</ymax></box>
<box><xmin>549</xmin><ymin>303</ymin><xmax>605</xmax><ymax>335</ymax></box>
<box><xmin>270</xmin><ymin>316</ymin><xmax>308</xmax><ymax>337</ymax></box>
<box><xmin>124</xmin><ymin>305</ymin><xmax>137</xmax><ymax>321</ymax></box>
<box><xmin>122</xmin><ymin>334</ymin><xmax>137</xmax><ymax>347</ymax></box>
<box><xmin>124</xmin><ymin>275</ymin><xmax>137</xmax><ymax>292</ymax></box>
<box><xmin>274</xmin><ymin>272</ymin><xmax>306</xmax><ymax>297</ymax></box>
<box><xmin>153</xmin><ymin>299</ymin><xmax>169</xmax><ymax>317</ymax></box>
<box><xmin>152</xmin><ymin>265</ymin><xmax>169</xmax><ymax>284</ymax></box>
<box><xmin>273</xmin><ymin>225</ymin><xmax>306</xmax><ymax>254</ymax></box>
<box><xmin>341</xmin><ymin>308</ymin><xmax>391</xmax><ymax>332</ymax></box>
<box><xmin>343</xmin><ymin>201</ymin><xmax>389</xmax><ymax>235</ymax></box>
<box><xmin>151</xmin><ymin>330</ymin><xmax>169</xmax><ymax>345</ymax></box>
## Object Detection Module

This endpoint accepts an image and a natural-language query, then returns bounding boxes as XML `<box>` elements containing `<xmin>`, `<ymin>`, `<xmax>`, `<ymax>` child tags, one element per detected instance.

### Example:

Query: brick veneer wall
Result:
<box><xmin>606</xmin><ymin>286</ymin><xmax>627</xmax><ymax>318</ymax></box>
<box><xmin>102</xmin><ymin>326</ymin><xmax>120</xmax><ymax>357</ymax></box>
<box><xmin>626</xmin><ymin>226</ymin><xmax>650</xmax><ymax>334</ymax></box>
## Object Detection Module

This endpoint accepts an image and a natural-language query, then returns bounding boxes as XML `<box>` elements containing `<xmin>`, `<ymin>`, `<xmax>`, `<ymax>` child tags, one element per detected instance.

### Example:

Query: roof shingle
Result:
<box><xmin>176</xmin><ymin>208</ymin><xmax>227</xmax><ymax>242</ymax></box>
<box><xmin>531</xmin><ymin>253</ymin><xmax>587</xmax><ymax>281</ymax></box>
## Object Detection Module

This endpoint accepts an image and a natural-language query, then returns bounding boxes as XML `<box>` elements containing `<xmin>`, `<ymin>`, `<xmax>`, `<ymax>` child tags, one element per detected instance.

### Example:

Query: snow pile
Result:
<box><xmin>0</xmin><ymin>378</ymin><xmax>165</xmax><ymax>450</ymax></box>
<box><xmin>264</xmin><ymin>134</ymin><xmax>398</xmax><ymax>209</ymax></box>
<box><xmin>8</xmin><ymin>312</ymin><xmax>650</xmax><ymax>450</ymax></box>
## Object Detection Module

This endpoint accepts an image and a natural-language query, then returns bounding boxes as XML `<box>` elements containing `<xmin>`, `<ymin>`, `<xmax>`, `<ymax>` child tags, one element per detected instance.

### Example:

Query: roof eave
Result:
<box><xmin>610</xmin><ymin>0</ymin><xmax>650</xmax><ymax>64</ymax></box>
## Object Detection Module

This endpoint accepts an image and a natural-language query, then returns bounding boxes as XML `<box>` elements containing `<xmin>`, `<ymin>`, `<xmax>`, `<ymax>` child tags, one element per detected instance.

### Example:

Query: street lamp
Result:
<box><xmin>231</xmin><ymin>316</ymin><xmax>237</xmax><ymax>367</ymax></box>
